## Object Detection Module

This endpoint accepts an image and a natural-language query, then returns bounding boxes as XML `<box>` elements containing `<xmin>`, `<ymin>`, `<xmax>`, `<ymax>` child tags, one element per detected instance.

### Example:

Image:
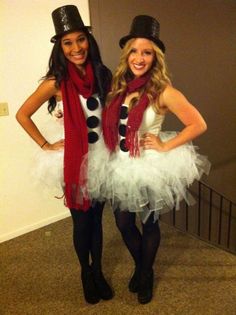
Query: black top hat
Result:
<box><xmin>50</xmin><ymin>5</ymin><xmax>90</xmax><ymax>43</ymax></box>
<box><xmin>119</xmin><ymin>15</ymin><xmax>165</xmax><ymax>53</ymax></box>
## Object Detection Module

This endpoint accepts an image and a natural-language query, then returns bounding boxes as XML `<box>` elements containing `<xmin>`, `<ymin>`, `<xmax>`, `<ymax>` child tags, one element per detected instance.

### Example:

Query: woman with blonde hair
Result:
<box><xmin>100</xmin><ymin>15</ymin><xmax>210</xmax><ymax>304</ymax></box>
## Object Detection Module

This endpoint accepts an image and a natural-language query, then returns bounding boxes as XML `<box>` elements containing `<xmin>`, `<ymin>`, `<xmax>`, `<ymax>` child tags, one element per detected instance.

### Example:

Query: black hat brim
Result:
<box><xmin>119</xmin><ymin>35</ymin><xmax>165</xmax><ymax>53</ymax></box>
<box><xmin>50</xmin><ymin>26</ymin><xmax>91</xmax><ymax>43</ymax></box>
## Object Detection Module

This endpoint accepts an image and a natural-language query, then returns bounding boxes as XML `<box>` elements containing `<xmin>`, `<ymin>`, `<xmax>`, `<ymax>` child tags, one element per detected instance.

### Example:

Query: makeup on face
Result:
<box><xmin>128</xmin><ymin>38</ymin><xmax>155</xmax><ymax>78</ymax></box>
<box><xmin>61</xmin><ymin>31</ymin><xmax>89</xmax><ymax>70</ymax></box>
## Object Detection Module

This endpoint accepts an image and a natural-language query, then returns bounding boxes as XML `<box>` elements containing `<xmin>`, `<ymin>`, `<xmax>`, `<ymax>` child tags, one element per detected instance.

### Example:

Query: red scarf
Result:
<box><xmin>61</xmin><ymin>61</ymin><xmax>94</xmax><ymax>210</ymax></box>
<box><xmin>102</xmin><ymin>73</ymin><xmax>150</xmax><ymax>156</ymax></box>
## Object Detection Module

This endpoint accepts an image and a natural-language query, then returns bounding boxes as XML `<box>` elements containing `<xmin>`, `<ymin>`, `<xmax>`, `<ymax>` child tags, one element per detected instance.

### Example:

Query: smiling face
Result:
<box><xmin>61</xmin><ymin>31</ymin><xmax>89</xmax><ymax>70</ymax></box>
<box><xmin>127</xmin><ymin>38</ymin><xmax>155</xmax><ymax>78</ymax></box>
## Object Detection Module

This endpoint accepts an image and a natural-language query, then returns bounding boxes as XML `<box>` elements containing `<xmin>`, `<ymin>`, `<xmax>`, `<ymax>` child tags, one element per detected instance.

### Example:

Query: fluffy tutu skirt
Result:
<box><xmin>31</xmin><ymin>115</ymin><xmax>64</xmax><ymax>197</ymax></box>
<box><xmin>32</xmin><ymin>116</ymin><xmax>110</xmax><ymax>200</ymax></box>
<box><xmin>87</xmin><ymin>131</ymin><xmax>211</xmax><ymax>222</ymax></box>
<box><xmin>80</xmin><ymin>138</ymin><xmax>111</xmax><ymax>200</ymax></box>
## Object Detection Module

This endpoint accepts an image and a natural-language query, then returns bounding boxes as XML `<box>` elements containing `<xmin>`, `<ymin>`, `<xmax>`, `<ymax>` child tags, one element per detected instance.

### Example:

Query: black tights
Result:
<box><xmin>114</xmin><ymin>209</ymin><xmax>161</xmax><ymax>272</ymax></box>
<box><xmin>70</xmin><ymin>202</ymin><xmax>104</xmax><ymax>272</ymax></box>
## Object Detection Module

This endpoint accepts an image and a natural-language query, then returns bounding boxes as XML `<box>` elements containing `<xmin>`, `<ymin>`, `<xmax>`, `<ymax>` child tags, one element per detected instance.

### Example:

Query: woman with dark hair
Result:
<box><xmin>100</xmin><ymin>15</ymin><xmax>210</xmax><ymax>304</ymax></box>
<box><xmin>16</xmin><ymin>5</ymin><xmax>113</xmax><ymax>304</ymax></box>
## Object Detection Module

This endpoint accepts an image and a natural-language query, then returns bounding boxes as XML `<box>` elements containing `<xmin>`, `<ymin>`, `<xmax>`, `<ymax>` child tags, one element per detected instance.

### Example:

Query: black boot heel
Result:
<box><xmin>92</xmin><ymin>269</ymin><xmax>114</xmax><ymax>300</ymax></box>
<box><xmin>137</xmin><ymin>269</ymin><xmax>154</xmax><ymax>304</ymax></box>
<box><xmin>81</xmin><ymin>268</ymin><xmax>100</xmax><ymax>304</ymax></box>
<box><xmin>129</xmin><ymin>267</ymin><xmax>140</xmax><ymax>293</ymax></box>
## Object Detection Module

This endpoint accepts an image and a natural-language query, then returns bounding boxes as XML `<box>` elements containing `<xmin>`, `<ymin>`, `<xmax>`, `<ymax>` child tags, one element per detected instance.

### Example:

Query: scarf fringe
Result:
<box><xmin>125</xmin><ymin>130</ymin><xmax>140</xmax><ymax>157</ymax></box>
<box><xmin>64</xmin><ymin>183</ymin><xmax>90</xmax><ymax>211</ymax></box>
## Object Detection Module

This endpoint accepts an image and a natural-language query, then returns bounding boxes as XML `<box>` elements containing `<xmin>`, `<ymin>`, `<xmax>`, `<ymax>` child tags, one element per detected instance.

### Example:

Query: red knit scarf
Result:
<box><xmin>102</xmin><ymin>73</ymin><xmax>151</xmax><ymax>156</ymax></box>
<box><xmin>61</xmin><ymin>61</ymin><xmax>94</xmax><ymax>210</ymax></box>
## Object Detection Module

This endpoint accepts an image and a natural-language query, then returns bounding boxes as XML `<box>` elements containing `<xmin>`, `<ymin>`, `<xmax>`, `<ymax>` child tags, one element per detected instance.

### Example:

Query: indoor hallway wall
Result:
<box><xmin>0</xmin><ymin>0</ymin><xmax>90</xmax><ymax>242</ymax></box>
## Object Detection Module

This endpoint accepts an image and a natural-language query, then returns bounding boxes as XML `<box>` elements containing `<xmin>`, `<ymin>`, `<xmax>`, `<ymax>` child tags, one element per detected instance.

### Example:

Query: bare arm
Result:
<box><xmin>16</xmin><ymin>79</ymin><xmax>64</xmax><ymax>151</ymax></box>
<box><xmin>143</xmin><ymin>85</ymin><xmax>207</xmax><ymax>152</ymax></box>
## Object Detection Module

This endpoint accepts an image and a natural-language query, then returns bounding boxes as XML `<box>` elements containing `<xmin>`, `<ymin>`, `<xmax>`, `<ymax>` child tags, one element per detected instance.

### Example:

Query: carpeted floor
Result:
<box><xmin>1</xmin><ymin>203</ymin><xmax>236</xmax><ymax>315</ymax></box>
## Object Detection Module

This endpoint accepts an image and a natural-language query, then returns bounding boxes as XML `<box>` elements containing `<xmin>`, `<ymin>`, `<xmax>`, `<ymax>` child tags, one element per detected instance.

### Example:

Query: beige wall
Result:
<box><xmin>0</xmin><ymin>0</ymin><xmax>90</xmax><ymax>242</ymax></box>
<box><xmin>90</xmin><ymin>0</ymin><xmax>236</xmax><ymax>203</ymax></box>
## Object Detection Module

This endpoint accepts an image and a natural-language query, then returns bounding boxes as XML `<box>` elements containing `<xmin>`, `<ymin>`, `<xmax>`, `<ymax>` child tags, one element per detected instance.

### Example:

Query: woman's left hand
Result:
<box><xmin>140</xmin><ymin>133</ymin><xmax>167</xmax><ymax>152</ymax></box>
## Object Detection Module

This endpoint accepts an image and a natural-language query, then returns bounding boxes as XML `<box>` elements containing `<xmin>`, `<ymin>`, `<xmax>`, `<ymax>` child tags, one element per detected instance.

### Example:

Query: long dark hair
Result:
<box><xmin>44</xmin><ymin>29</ymin><xmax>112</xmax><ymax>113</ymax></box>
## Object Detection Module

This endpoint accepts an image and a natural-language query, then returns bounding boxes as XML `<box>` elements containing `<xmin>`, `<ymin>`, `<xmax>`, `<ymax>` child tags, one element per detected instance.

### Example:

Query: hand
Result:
<box><xmin>42</xmin><ymin>139</ymin><xmax>64</xmax><ymax>151</ymax></box>
<box><xmin>54</xmin><ymin>109</ymin><xmax>63</xmax><ymax>119</ymax></box>
<box><xmin>140</xmin><ymin>133</ymin><xmax>167</xmax><ymax>152</ymax></box>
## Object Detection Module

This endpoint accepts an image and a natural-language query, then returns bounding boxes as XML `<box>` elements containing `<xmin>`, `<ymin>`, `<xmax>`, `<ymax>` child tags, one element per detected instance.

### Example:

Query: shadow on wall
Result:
<box><xmin>210</xmin><ymin>156</ymin><xmax>236</xmax><ymax>171</ymax></box>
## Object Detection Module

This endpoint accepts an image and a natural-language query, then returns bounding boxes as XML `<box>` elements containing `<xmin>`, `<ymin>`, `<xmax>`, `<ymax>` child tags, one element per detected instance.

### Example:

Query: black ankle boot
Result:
<box><xmin>92</xmin><ymin>268</ymin><xmax>114</xmax><ymax>300</ymax></box>
<box><xmin>128</xmin><ymin>266</ymin><xmax>140</xmax><ymax>293</ymax></box>
<box><xmin>137</xmin><ymin>269</ymin><xmax>154</xmax><ymax>304</ymax></box>
<box><xmin>81</xmin><ymin>268</ymin><xmax>100</xmax><ymax>304</ymax></box>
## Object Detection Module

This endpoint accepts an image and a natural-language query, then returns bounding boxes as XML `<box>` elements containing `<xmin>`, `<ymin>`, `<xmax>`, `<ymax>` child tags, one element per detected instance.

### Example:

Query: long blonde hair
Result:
<box><xmin>106</xmin><ymin>38</ymin><xmax>171</xmax><ymax>110</ymax></box>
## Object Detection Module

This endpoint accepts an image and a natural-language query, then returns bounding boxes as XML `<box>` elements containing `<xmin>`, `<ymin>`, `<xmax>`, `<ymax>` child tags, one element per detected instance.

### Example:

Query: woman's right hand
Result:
<box><xmin>42</xmin><ymin>139</ymin><xmax>64</xmax><ymax>151</ymax></box>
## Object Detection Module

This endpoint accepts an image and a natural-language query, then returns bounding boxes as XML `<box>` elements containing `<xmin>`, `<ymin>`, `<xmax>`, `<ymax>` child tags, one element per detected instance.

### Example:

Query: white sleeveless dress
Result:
<box><xmin>92</xmin><ymin>103</ymin><xmax>210</xmax><ymax>223</ymax></box>
<box><xmin>32</xmin><ymin>94</ymin><xmax>109</xmax><ymax>198</ymax></box>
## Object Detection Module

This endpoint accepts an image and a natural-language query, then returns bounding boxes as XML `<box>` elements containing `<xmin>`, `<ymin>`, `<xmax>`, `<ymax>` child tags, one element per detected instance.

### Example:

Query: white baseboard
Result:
<box><xmin>0</xmin><ymin>211</ymin><xmax>70</xmax><ymax>243</ymax></box>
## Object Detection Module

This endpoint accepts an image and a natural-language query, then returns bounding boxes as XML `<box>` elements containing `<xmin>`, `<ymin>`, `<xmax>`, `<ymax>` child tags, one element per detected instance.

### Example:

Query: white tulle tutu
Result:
<box><xmin>87</xmin><ymin>131</ymin><xmax>211</xmax><ymax>222</ymax></box>
<box><xmin>31</xmin><ymin>113</ymin><xmax>64</xmax><ymax>197</ymax></box>
<box><xmin>80</xmin><ymin>138</ymin><xmax>110</xmax><ymax>200</ymax></box>
<box><xmin>32</xmin><ymin>117</ymin><xmax>110</xmax><ymax>199</ymax></box>
<box><xmin>32</xmin><ymin>111</ymin><xmax>210</xmax><ymax>221</ymax></box>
